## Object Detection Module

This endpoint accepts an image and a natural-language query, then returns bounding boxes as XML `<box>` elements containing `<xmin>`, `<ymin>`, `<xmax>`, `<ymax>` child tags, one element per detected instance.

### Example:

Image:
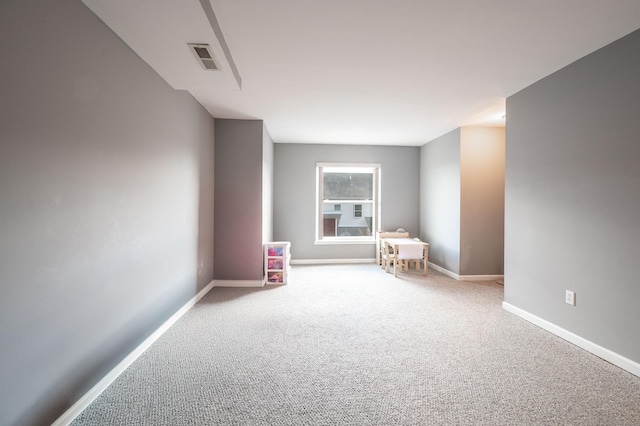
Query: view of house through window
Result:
<box><xmin>316</xmin><ymin>163</ymin><xmax>380</xmax><ymax>243</ymax></box>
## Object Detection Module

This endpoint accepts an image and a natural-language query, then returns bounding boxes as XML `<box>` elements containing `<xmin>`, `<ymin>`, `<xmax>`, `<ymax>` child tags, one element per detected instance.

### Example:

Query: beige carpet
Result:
<box><xmin>72</xmin><ymin>264</ymin><xmax>640</xmax><ymax>425</ymax></box>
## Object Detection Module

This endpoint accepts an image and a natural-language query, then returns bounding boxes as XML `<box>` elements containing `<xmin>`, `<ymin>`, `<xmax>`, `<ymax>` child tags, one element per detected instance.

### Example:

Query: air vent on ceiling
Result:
<box><xmin>188</xmin><ymin>43</ymin><xmax>219</xmax><ymax>71</ymax></box>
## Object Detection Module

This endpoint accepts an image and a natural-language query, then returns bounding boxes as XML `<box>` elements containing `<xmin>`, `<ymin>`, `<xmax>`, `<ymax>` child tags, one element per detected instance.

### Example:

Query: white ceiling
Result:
<box><xmin>83</xmin><ymin>0</ymin><xmax>640</xmax><ymax>146</ymax></box>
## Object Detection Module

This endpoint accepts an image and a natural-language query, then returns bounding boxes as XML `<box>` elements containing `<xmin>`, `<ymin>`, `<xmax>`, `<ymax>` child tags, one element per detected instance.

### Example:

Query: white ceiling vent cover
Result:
<box><xmin>188</xmin><ymin>43</ymin><xmax>219</xmax><ymax>71</ymax></box>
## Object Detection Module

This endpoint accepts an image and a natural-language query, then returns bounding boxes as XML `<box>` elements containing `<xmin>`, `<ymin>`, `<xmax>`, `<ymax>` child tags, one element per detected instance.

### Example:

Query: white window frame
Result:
<box><xmin>315</xmin><ymin>162</ymin><xmax>381</xmax><ymax>245</ymax></box>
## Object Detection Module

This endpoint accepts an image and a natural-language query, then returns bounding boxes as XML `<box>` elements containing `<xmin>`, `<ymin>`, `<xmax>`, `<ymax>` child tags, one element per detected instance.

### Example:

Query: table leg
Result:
<box><xmin>394</xmin><ymin>256</ymin><xmax>399</xmax><ymax>277</ymax></box>
<box><xmin>424</xmin><ymin>252</ymin><xmax>428</xmax><ymax>276</ymax></box>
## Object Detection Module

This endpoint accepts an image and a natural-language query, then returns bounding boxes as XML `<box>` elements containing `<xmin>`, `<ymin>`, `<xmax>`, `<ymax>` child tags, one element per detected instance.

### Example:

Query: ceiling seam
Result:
<box><xmin>198</xmin><ymin>0</ymin><xmax>242</xmax><ymax>89</ymax></box>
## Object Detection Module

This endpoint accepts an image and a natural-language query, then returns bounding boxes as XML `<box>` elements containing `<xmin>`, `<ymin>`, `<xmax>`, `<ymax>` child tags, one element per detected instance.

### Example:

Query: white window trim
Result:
<box><xmin>315</xmin><ymin>162</ymin><xmax>381</xmax><ymax>245</ymax></box>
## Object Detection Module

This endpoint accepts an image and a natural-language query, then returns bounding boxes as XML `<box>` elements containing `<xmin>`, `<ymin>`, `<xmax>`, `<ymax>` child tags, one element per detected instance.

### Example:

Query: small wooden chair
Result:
<box><xmin>407</xmin><ymin>238</ymin><xmax>425</xmax><ymax>270</ymax></box>
<box><xmin>377</xmin><ymin>231</ymin><xmax>409</xmax><ymax>270</ymax></box>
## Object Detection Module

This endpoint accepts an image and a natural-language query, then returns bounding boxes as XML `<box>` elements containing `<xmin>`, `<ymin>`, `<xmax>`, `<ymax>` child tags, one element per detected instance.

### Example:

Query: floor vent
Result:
<box><xmin>188</xmin><ymin>43</ymin><xmax>218</xmax><ymax>71</ymax></box>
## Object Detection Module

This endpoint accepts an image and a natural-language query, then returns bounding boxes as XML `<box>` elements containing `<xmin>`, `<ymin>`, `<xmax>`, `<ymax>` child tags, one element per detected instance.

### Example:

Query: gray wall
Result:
<box><xmin>419</xmin><ymin>129</ymin><xmax>462</xmax><ymax>274</ymax></box>
<box><xmin>262</xmin><ymin>125</ymin><xmax>274</xmax><ymax>244</ymax></box>
<box><xmin>214</xmin><ymin>119</ymin><xmax>266</xmax><ymax>281</ymax></box>
<box><xmin>0</xmin><ymin>1</ymin><xmax>215</xmax><ymax>425</ymax></box>
<box><xmin>505</xmin><ymin>29</ymin><xmax>640</xmax><ymax>363</ymax></box>
<box><xmin>460</xmin><ymin>127</ymin><xmax>505</xmax><ymax>275</ymax></box>
<box><xmin>274</xmin><ymin>144</ymin><xmax>420</xmax><ymax>260</ymax></box>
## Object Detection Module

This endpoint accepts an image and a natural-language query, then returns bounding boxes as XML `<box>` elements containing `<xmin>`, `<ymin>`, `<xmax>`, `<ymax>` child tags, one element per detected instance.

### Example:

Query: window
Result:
<box><xmin>316</xmin><ymin>163</ymin><xmax>381</xmax><ymax>244</ymax></box>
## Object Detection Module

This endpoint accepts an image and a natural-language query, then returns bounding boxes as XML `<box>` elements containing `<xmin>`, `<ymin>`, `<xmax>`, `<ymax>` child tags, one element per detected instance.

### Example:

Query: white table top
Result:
<box><xmin>385</xmin><ymin>238</ymin><xmax>427</xmax><ymax>246</ymax></box>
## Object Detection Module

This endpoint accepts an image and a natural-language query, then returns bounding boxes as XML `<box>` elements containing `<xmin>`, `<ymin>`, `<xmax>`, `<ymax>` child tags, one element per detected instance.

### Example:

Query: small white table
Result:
<box><xmin>384</xmin><ymin>238</ymin><xmax>429</xmax><ymax>277</ymax></box>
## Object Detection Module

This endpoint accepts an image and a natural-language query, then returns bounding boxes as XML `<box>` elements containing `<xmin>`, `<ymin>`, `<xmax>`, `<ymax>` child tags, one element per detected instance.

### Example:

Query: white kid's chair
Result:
<box><xmin>376</xmin><ymin>231</ymin><xmax>409</xmax><ymax>269</ymax></box>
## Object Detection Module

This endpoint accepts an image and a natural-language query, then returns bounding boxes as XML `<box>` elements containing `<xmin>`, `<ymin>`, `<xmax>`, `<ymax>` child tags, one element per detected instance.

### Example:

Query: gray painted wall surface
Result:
<box><xmin>0</xmin><ymin>1</ymin><xmax>215</xmax><ymax>425</ymax></box>
<box><xmin>262</xmin><ymin>125</ymin><xmax>274</xmax><ymax>244</ymax></box>
<box><xmin>460</xmin><ymin>127</ymin><xmax>505</xmax><ymax>275</ymax></box>
<box><xmin>274</xmin><ymin>144</ymin><xmax>420</xmax><ymax>260</ymax></box>
<box><xmin>505</xmin><ymin>29</ymin><xmax>640</xmax><ymax>363</ymax></box>
<box><xmin>214</xmin><ymin>119</ymin><xmax>265</xmax><ymax>281</ymax></box>
<box><xmin>419</xmin><ymin>129</ymin><xmax>461</xmax><ymax>274</ymax></box>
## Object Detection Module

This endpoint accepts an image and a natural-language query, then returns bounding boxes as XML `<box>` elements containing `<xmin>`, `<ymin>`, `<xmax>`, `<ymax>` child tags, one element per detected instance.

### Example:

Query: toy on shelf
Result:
<box><xmin>264</xmin><ymin>242</ymin><xmax>291</xmax><ymax>285</ymax></box>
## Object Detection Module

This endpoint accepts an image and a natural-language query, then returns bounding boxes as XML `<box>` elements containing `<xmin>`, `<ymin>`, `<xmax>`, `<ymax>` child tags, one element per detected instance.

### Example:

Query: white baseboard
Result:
<box><xmin>213</xmin><ymin>279</ymin><xmax>265</xmax><ymax>287</ymax></box>
<box><xmin>291</xmin><ymin>258</ymin><xmax>376</xmax><ymax>265</ymax></box>
<box><xmin>51</xmin><ymin>280</ymin><xmax>216</xmax><ymax>426</ymax></box>
<box><xmin>502</xmin><ymin>302</ymin><xmax>640</xmax><ymax>378</ymax></box>
<box><xmin>428</xmin><ymin>262</ymin><xmax>503</xmax><ymax>281</ymax></box>
<box><xmin>460</xmin><ymin>274</ymin><xmax>504</xmax><ymax>281</ymax></box>
<box><xmin>428</xmin><ymin>262</ymin><xmax>460</xmax><ymax>279</ymax></box>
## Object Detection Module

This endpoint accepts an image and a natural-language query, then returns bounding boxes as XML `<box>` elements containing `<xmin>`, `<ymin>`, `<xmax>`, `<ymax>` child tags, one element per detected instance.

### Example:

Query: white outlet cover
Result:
<box><xmin>565</xmin><ymin>290</ymin><xmax>576</xmax><ymax>306</ymax></box>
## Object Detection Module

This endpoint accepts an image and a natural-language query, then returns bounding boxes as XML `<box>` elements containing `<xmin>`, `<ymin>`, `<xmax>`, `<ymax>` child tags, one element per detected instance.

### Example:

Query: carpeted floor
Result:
<box><xmin>72</xmin><ymin>264</ymin><xmax>640</xmax><ymax>425</ymax></box>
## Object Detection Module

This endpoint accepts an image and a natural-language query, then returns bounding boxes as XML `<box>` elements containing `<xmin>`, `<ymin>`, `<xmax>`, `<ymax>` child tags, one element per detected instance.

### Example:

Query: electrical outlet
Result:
<box><xmin>565</xmin><ymin>290</ymin><xmax>576</xmax><ymax>306</ymax></box>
